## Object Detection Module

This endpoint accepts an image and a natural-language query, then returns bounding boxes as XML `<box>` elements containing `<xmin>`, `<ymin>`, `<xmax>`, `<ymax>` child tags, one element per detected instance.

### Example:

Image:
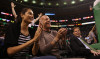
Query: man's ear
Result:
<box><xmin>39</xmin><ymin>20</ymin><xmax>43</xmax><ymax>25</ymax></box>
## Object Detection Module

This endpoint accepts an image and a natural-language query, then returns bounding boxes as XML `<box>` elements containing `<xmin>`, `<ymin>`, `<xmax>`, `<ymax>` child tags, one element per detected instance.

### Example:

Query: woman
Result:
<box><xmin>4</xmin><ymin>8</ymin><xmax>42</xmax><ymax>58</ymax></box>
<box><xmin>11</xmin><ymin>2</ymin><xmax>42</xmax><ymax>27</ymax></box>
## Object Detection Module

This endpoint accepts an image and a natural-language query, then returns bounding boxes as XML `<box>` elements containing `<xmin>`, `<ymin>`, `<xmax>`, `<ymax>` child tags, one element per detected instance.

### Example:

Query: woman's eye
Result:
<box><xmin>28</xmin><ymin>12</ymin><xmax>32</xmax><ymax>15</ymax></box>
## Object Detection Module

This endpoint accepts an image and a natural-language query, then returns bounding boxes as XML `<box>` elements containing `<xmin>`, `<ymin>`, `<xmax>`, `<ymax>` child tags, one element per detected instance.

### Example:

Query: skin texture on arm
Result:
<box><xmin>33</xmin><ymin>13</ymin><xmax>43</xmax><ymax>24</ymax></box>
<box><xmin>32</xmin><ymin>23</ymin><xmax>43</xmax><ymax>55</ymax></box>
<box><xmin>7</xmin><ymin>38</ymin><xmax>36</xmax><ymax>56</ymax></box>
<box><xmin>32</xmin><ymin>42</ymin><xmax>39</xmax><ymax>55</ymax></box>
<box><xmin>11</xmin><ymin>2</ymin><xmax>17</xmax><ymax>19</ymax></box>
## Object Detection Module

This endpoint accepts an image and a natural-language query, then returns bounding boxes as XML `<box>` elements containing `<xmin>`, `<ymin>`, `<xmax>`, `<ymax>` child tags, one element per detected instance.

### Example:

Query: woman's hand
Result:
<box><xmin>38</xmin><ymin>13</ymin><xmax>43</xmax><ymax>17</ymax></box>
<box><xmin>11</xmin><ymin>2</ymin><xmax>16</xmax><ymax>8</ymax></box>
<box><xmin>33</xmin><ymin>22</ymin><xmax>43</xmax><ymax>42</ymax></box>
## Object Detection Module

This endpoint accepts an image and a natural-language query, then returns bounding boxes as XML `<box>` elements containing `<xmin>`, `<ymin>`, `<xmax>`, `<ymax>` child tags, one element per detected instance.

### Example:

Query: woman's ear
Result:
<box><xmin>20</xmin><ymin>13</ymin><xmax>24</xmax><ymax>18</ymax></box>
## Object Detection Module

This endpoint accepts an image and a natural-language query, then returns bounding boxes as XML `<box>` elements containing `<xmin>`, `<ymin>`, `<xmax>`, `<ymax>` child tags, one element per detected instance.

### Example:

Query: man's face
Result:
<box><xmin>73</xmin><ymin>28</ymin><xmax>81</xmax><ymax>37</ymax></box>
<box><xmin>40</xmin><ymin>15</ymin><xmax>51</xmax><ymax>29</ymax></box>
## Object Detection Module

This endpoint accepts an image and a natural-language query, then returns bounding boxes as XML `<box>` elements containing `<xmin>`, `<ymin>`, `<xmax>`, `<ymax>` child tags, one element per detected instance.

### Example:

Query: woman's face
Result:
<box><xmin>21</xmin><ymin>9</ymin><xmax>34</xmax><ymax>24</ymax></box>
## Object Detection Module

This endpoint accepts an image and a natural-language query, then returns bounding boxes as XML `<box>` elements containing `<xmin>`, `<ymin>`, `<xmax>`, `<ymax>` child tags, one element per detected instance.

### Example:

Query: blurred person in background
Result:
<box><xmin>87</xmin><ymin>25</ymin><xmax>98</xmax><ymax>44</ymax></box>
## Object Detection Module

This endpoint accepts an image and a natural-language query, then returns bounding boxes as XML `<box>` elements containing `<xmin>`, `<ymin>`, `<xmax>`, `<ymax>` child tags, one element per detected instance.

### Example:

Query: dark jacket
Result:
<box><xmin>69</xmin><ymin>34</ymin><xmax>92</xmax><ymax>57</ymax></box>
<box><xmin>4</xmin><ymin>23</ymin><xmax>37</xmax><ymax>57</ymax></box>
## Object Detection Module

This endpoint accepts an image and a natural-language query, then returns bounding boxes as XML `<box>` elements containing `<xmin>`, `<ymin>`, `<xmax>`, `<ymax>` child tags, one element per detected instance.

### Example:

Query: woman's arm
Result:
<box><xmin>32</xmin><ymin>42</ymin><xmax>39</xmax><ymax>55</ymax></box>
<box><xmin>32</xmin><ymin>22</ymin><xmax>43</xmax><ymax>55</ymax></box>
<box><xmin>11</xmin><ymin>2</ymin><xmax>17</xmax><ymax>19</ymax></box>
<box><xmin>7</xmin><ymin>38</ymin><xmax>35</xmax><ymax>56</ymax></box>
<box><xmin>7</xmin><ymin>28</ymin><xmax>41</xmax><ymax>56</ymax></box>
<box><xmin>33</xmin><ymin>13</ymin><xmax>43</xmax><ymax>23</ymax></box>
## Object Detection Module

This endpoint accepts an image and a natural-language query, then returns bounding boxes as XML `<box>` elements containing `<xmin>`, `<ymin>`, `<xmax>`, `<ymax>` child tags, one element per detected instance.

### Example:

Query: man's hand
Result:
<box><xmin>96</xmin><ymin>50</ymin><xmax>100</xmax><ymax>54</ymax></box>
<box><xmin>91</xmin><ymin>50</ymin><xmax>100</xmax><ymax>56</ymax></box>
<box><xmin>33</xmin><ymin>23</ymin><xmax>43</xmax><ymax>42</ymax></box>
<box><xmin>57</xmin><ymin>28</ymin><xmax>67</xmax><ymax>39</ymax></box>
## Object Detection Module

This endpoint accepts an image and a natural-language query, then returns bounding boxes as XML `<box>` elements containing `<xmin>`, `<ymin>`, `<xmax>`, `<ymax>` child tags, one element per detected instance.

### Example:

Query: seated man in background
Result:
<box><xmin>70</xmin><ymin>27</ymin><xmax>100</xmax><ymax>59</ymax></box>
<box><xmin>32</xmin><ymin>15</ymin><xmax>68</xmax><ymax>59</ymax></box>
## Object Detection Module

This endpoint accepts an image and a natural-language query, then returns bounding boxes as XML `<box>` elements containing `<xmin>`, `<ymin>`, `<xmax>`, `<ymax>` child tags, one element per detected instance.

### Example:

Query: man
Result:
<box><xmin>35</xmin><ymin>15</ymin><xmax>68</xmax><ymax>59</ymax></box>
<box><xmin>70</xmin><ymin>27</ymin><xmax>100</xmax><ymax>58</ymax></box>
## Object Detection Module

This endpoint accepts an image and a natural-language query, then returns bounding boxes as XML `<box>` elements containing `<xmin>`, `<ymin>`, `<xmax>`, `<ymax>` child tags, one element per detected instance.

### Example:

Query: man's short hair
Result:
<box><xmin>73</xmin><ymin>27</ymin><xmax>80</xmax><ymax>32</ymax></box>
<box><xmin>39</xmin><ymin>15</ymin><xmax>47</xmax><ymax>21</ymax></box>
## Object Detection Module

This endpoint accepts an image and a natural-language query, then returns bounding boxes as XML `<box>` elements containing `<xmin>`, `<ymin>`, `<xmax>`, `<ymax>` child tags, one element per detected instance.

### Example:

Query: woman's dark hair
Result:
<box><xmin>16</xmin><ymin>8</ymin><xmax>32</xmax><ymax>24</ymax></box>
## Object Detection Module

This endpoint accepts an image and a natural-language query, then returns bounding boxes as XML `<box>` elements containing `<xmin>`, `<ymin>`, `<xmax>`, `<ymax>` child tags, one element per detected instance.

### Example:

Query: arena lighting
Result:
<box><xmin>0</xmin><ymin>18</ymin><xmax>14</xmax><ymax>23</ymax></box>
<box><xmin>67</xmin><ymin>24</ymin><xmax>74</xmax><ymax>26</ymax></box>
<box><xmin>1</xmin><ymin>12</ymin><xmax>5</xmax><ymax>14</ymax></box>
<box><xmin>32</xmin><ymin>0</ymin><xmax>36</xmax><ymax>4</ymax></box>
<box><xmin>7</xmin><ymin>20</ymin><xmax>10</xmax><ymax>22</ymax></box>
<box><xmin>56</xmin><ymin>3</ymin><xmax>59</xmax><ymax>6</ymax></box>
<box><xmin>11</xmin><ymin>20</ymin><xmax>14</xmax><ymax>23</ymax></box>
<box><xmin>71</xmin><ymin>0</ymin><xmax>76</xmax><ymax>4</ymax></box>
<box><xmin>1</xmin><ymin>12</ymin><xmax>12</xmax><ymax>16</ymax></box>
<box><xmin>51</xmin><ymin>25</ymin><xmax>59</xmax><ymax>27</ymax></box>
<box><xmin>83</xmin><ymin>16</ymin><xmax>93</xmax><ymax>19</ymax></box>
<box><xmin>48</xmin><ymin>3</ymin><xmax>51</xmax><ymax>6</ymax></box>
<box><xmin>34</xmin><ymin>25</ymin><xmax>39</xmax><ymax>26</ymax></box>
<box><xmin>61</xmin><ymin>25</ymin><xmax>67</xmax><ymax>27</ymax></box>
<box><xmin>40</xmin><ymin>2</ymin><xmax>44</xmax><ymax>5</ymax></box>
<box><xmin>45</xmin><ymin>13</ymin><xmax>55</xmax><ymax>15</ymax></box>
<box><xmin>72</xmin><ymin>18</ymin><xmax>81</xmax><ymax>21</ymax></box>
<box><xmin>0</xmin><ymin>18</ymin><xmax>2</xmax><ymax>20</ymax></box>
<box><xmin>3</xmin><ymin>22</ymin><xmax>6</xmax><ymax>25</ymax></box>
<box><xmin>59</xmin><ymin>20</ymin><xmax>68</xmax><ymax>22</ymax></box>
<box><xmin>82</xmin><ymin>21</ymin><xmax>95</xmax><ymax>25</ymax></box>
<box><xmin>50</xmin><ymin>20</ymin><xmax>58</xmax><ymax>22</ymax></box>
<box><xmin>80</xmin><ymin>0</ymin><xmax>84</xmax><ymax>2</ymax></box>
<box><xmin>77</xmin><ymin>23</ymin><xmax>82</xmax><ymax>25</ymax></box>
<box><xmin>20</xmin><ymin>1</ymin><xmax>23</xmax><ymax>3</ymax></box>
<box><xmin>64</xmin><ymin>2</ymin><xmax>67</xmax><ymax>5</ymax></box>
<box><xmin>2</xmin><ymin>19</ymin><xmax>6</xmax><ymax>21</ymax></box>
<box><xmin>24</xmin><ymin>0</ymin><xmax>28</xmax><ymax>2</ymax></box>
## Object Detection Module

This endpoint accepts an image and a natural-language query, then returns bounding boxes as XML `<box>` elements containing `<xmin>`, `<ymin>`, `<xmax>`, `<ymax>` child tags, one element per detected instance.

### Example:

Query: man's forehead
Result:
<box><xmin>74</xmin><ymin>28</ymin><xmax>80</xmax><ymax>31</ymax></box>
<box><xmin>42</xmin><ymin>15</ymin><xmax>49</xmax><ymax>18</ymax></box>
<box><xmin>40</xmin><ymin>15</ymin><xmax>49</xmax><ymax>20</ymax></box>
